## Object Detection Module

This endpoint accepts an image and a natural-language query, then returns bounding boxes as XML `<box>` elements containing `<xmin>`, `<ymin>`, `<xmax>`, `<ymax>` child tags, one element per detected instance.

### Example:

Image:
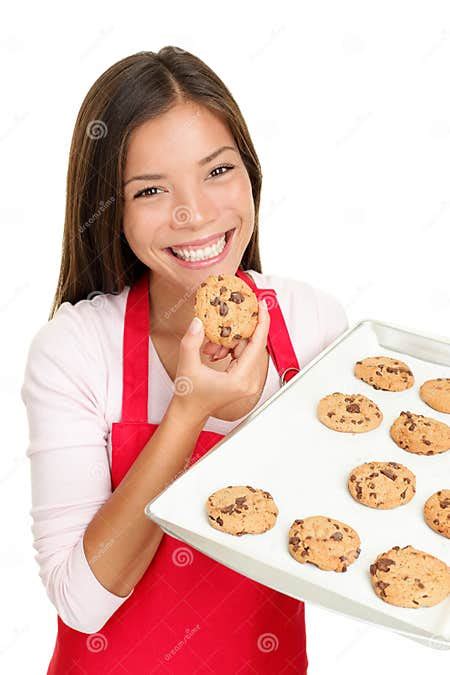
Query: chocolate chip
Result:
<box><xmin>219</xmin><ymin>286</ymin><xmax>227</xmax><ymax>293</ymax></box>
<box><xmin>376</xmin><ymin>581</ymin><xmax>390</xmax><ymax>597</ymax></box>
<box><xmin>200</xmin><ymin>282</ymin><xmax>207</xmax><ymax>287</ymax></box>
<box><xmin>229</xmin><ymin>291</ymin><xmax>244</xmax><ymax>303</ymax></box>
<box><xmin>234</xmin><ymin>334</ymin><xmax>242</xmax><ymax>340</ymax></box>
<box><xmin>346</xmin><ymin>403</ymin><xmax>361</xmax><ymax>413</ymax></box>
<box><xmin>210</xmin><ymin>296</ymin><xmax>220</xmax><ymax>306</ymax></box>
<box><xmin>330</xmin><ymin>531</ymin><xmax>343</xmax><ymax>541</ymax></box>
<box><xmin>216</xmin><ymin>517</ymin><xmax>223</xmax><ymax>526</ymax></box>
<box><xmin>220</xmin><ymin>504</ymin><xmax>235</xmax><ymax>514</ymax></box>
<box><xmin>218</xmin><ymin>275</ymin><xmax>224</xmax><ymax>280</ymax></box>
<box><xmin>220</xmin><ymin>326</ymin><xmax>231</xmax><ymax>337</ymax></box>
<box><xmin>374</xmin><ymin>557</ymin><xmax>396</xmax><ymax>572</ymax></box>
<box><xmin>219</xmin><ymin>301</ymin><xmax>228</xmax><ymax>316</ymax></box>
<box><xmin>380</xmin><ymin>468</ymin><xmax>397</xmax><ymax>481</ymax></box>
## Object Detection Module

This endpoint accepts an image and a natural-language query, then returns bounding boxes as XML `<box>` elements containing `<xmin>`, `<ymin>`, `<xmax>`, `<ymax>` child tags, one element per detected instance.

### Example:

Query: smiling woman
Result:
<box><xmin>19</xmin><ymin>46</ymin><xmax>341</xmax><ymax>675</ymax></box>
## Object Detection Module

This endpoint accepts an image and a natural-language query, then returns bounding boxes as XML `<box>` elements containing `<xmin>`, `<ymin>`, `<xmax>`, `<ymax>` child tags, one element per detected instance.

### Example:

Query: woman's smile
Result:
<box><xmin>163</xmin><ymin>226</ymin><xmax>237</xmax><ymax>269</ymax></box>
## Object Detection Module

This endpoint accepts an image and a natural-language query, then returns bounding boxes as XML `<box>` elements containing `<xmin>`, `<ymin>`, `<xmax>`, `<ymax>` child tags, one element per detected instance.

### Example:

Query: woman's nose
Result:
<box><xmin>170</xmin><ymin>186</ymin><xmax>220</xmax><ymax>229</ymax></box>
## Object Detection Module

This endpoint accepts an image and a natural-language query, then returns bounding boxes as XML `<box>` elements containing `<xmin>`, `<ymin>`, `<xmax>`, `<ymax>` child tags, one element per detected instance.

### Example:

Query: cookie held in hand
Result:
<box><xmin>194</xmin><ymin>274</ymin><xmax>259</xmax><ymax>348</ymax></box>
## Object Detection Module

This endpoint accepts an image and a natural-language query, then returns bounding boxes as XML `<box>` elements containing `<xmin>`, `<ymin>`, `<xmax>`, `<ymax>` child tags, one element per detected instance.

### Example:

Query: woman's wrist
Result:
<box><xmin>166</xmin><ymin>395</ymin><xmax>210</xmax><ymax>431</ymax></box>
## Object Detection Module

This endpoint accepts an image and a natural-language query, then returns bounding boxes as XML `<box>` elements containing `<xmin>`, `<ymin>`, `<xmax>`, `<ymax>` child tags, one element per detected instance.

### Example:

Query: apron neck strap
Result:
<box><xmin>121</xmin><ymin>268</ymin><xmax>300</xmax><ymax>422</ymax></box>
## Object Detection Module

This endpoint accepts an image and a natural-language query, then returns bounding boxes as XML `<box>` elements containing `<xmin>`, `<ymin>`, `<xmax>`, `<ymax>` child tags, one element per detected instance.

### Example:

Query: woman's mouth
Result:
<box><xmin>164</xmin><ymin>228</ymin><xmax>236</xmax><ymax>268</ymax></box>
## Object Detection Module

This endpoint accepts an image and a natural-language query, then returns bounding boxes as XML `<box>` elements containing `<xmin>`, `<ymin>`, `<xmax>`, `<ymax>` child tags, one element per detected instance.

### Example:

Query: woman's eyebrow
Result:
<box><xmin>123</xmin><ymin>145</ymin><xmax>238</xmax><ymax>186</ymax></box>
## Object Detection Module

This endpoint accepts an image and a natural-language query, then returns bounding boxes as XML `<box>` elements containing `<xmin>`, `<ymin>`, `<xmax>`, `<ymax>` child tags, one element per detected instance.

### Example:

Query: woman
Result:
<box><xmin>21</xmin><ymin>47</ymin><xmax>348</xmax><ymax>673</ymax></box>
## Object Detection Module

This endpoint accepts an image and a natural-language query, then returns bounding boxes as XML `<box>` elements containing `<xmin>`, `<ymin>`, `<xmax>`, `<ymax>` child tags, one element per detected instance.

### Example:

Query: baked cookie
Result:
<box><xmin>390</xmin><ymin>411</ymin><xmax>450</xmax><ymax>455</ymax></box>
<box><xmin>317</xmin><ymin>393</ymin><xmax>383</xmax><ymax>432</ymax></box>
<box><xmin>424</xmin><ymin>490</ymin><xmax>450</xmax><ymax>539</ymax></box>
<box><xmin>370</xmin><ymin>545</ymin><xmax>450</xmax><ymax>608</ymax></box>
<box><xmin>194</xmin><ymin>274</ymin><xmax>259</xmax><ymax>347</ymax></box>
<box><xmin>420</xmin><ymin>378</ymin><xmax>450</xmax><ymax>414</ymax></box>
<box><xmin>288</xmin><ymin>515</ymin><xmax>361</xmax><ymax>572</ymax></box>
<box><xmin>347</xmin><ymin>461</ymin><xmax>416</xmax><ymax>509</ymax></box>
<box><xmin>206</xmin><ymin>485</ymin><xmax>278</xmax><ymax>536</ymax></box>
<box><xmin>354</xmin><ymin>356</ymin><xmax>414</xmax><ymax>392</ymax></box>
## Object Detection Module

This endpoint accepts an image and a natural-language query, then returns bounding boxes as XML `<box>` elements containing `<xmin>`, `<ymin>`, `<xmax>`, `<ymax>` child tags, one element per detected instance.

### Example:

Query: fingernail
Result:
<box><xmin>188</xmin><ymin>317</ymin><xmax>203</xmax><ymax>334</ymax></box>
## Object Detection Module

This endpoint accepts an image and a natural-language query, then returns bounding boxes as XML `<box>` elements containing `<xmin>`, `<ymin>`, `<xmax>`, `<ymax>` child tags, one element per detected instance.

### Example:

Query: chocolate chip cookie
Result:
<box><xmin>317</xmin><ymin>392</ymin><xmax>383</xmax><ymax>432</ymax></box>
<box><xmin>288</xmin><ymin>515</ymin><xmax>361</xmax><ymax>572</ymax></box>
<box><xmin>390</xmin><ymin>410</ymin><xmax>450</xmax><ymax>455</ymax></box>
<box><xmin>370</xmin><ymin>545</ymin><xmax>450</xmax><ymax>608</ymax></box>
<box><xmin>354</xmin><ymin>355</ymin><xmax>414</xmax><ymax>391</ymax></box>
<box><xmin>194</xmin><ymin>274</ymin><xmax>259</xmax><ymax>348</ymax></box>
<box><xmin>420</xmin><ymin>378</ymin><xmax>450</xmax><ymax>414</ymax></box>
<box><xmin>347</xmin><ymin>461</ymin><xmax>416</xmax><ymax>509</ymax></box>
<box><xmin>206</xmin><ymin>485</ymin><xmax>278</xmax><ymax>536</ymax></box>
<box><xmin>424</xmin><ymin>490</ymin><xmax>450</xmax><ymax>538</ymax></box>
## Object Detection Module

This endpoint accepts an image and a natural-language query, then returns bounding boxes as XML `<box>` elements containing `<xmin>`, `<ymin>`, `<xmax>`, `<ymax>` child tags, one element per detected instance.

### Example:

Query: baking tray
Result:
<box><xmin>144</xmin><ymin>319</ymin><xmax>450</xmax><ymax>650</ymax></box>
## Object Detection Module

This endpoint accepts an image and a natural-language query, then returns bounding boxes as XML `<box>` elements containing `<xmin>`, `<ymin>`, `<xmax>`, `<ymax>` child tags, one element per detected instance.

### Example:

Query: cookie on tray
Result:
<box><xmin>317</xmin><ymin>392</ymin><xmax>383</xmax><ymax>432</ymax></box>
<box><xmin>347</xmin><ymin>461</ymin><xmax>416</xmax><ymax>509</ymax></box>
<box><xmin>354</xmin><ymin>356</ymin><xmax>414</xmax><ymax>392</ymax></box>
<box><xmin>419</xmin><ymin>378</ymin><xmax>450</xmax><ymax>414</ymax></box>
<box><xmin>424</xmin><ymin>490</ymin><xmax>450</xmax><ymax>539</ymax></box>
<box><xmin>194</xmin><ymin>274</ymin><xmax>259</xmax><ymax>348</ymax></box>
<box><xmin>370</xmin><ymin>545</ymin><xmax>450</xmax><ymax>608</ymax></box>
<box><xmin>288</xmin><ymin>515</ymin><xmax>361</xmax><ymax>572</ymax></box>
<box><xmin>390</xmin><ymin>411</ymin><xmax>450</xmax><ymax>455</ymax></box>
<box><xmin>206</xmin><ymin>485</ymin><xmax>278</xmax><ymax>536</ymax></box>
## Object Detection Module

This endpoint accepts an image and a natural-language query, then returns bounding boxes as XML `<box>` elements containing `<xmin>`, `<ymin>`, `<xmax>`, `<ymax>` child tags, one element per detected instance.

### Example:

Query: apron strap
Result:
<box><xmin>121</xmin><ymin>272</ymin><xmax>150</xmax><ymax>422</ymax></box>
<box><xmin>121</xmin><ymin>268</ymin><xmax>301</xmax><ymax>422</ymax></box>
<box><xmin>235</xmin><ymin>268</ymin><xmax>301</xmax><ymax>386</ymax></box>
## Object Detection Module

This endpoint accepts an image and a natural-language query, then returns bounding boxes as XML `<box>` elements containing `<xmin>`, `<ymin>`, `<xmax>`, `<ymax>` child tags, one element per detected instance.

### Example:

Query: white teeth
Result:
<box><xmin>171</xmin><ymin>234</ymin><xmax>226</xmax><ymax>261</ymax></box>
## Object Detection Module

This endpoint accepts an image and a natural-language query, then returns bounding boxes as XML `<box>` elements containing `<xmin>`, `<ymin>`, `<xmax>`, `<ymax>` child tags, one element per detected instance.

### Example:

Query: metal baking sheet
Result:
<box><xmin>145</xmin><ymin>319</ymin><xmax>450</xmax><ymax>650</ymax></box>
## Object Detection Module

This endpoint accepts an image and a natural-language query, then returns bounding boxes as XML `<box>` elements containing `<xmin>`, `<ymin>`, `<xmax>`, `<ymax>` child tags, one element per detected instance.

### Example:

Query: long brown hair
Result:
<box><xmin>49</xmin><ymin>47</ymin><xmax>263</xmax><ymax>320</ymax></box>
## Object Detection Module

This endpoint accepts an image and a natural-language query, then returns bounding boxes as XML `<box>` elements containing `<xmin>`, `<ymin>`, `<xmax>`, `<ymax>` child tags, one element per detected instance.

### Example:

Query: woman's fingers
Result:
<box><xmin>231</xmin><ymin>338</ymin><xmax>248</xmax><ymax>360</ymax></box>
<box><xmin>201</xmin><ymin>340</ymin><xmax>218</xmax><ymax>356</ymax></box>
<box><xmin>231</xmin><ymin>300</ymin><xmax>270</xmax><ymax>371</ymax></box>
<box><xmin>211</xmin><ymin>345</ymin><xmax>229</xmax><ymax>360</ymax></box>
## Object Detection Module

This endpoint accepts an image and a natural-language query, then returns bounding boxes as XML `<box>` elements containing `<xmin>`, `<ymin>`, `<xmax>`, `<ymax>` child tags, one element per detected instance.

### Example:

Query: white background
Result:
<box><xmin>2</xmin><ymin>0</ymin><xmax>449</xmax><ymax>672</ymax></box>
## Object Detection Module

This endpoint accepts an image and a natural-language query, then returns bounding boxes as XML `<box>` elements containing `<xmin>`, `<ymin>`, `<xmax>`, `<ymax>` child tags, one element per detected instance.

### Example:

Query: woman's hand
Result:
<box><xmin>201</xmin><ymin>337</ymin><xmax>248</xmax><ymax>362</ymax></box>
<box><xmin>172</xmin><ymin>300</ymin><xmax>270</xmax><ymax>422</ymax></box>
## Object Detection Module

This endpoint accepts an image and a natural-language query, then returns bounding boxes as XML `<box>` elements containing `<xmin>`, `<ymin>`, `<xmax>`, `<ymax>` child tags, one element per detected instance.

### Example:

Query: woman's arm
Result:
<box><xmin>83</xmin><ymin>397</ymin><xmax>207</xmax><ymax>598</ymax></box>
<box><xmin>21</xmin><ymin>305</ymin><xmax>208</xmax><ymax>635</ymax></box>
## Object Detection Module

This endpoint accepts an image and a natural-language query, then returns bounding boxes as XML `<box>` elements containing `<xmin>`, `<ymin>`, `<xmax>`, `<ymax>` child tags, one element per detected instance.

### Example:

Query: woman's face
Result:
<box><xmin>122</xmin><ymin>102</ymin><xmax>255</xmax><ymax>290</ymax></box>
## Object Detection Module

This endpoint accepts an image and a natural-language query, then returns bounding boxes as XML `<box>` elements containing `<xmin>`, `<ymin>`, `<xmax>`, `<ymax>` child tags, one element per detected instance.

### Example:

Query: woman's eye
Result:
<box><xmin>134</xmin><ymin>186</ymin><xmax>164</xmax><ymax>199</ymax></box>
<box><xmin>209</xmin><ymin>164</ymin><xmax>235</xmax><ymax>178</ymax></box>
<box><xmin>133</xmin><ymin>164</ymin><xmax>235</xmax><ymax>199</ymax></box>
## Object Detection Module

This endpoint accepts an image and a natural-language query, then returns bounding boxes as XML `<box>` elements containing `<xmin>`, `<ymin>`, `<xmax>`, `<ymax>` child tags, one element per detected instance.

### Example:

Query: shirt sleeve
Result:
<box><xmin>313</xmin><ymin>286</ymin><xmax>350</xmax><ymax>350</ymax></box>
<box><xmin>20</xmin><ymin>303</ymin><xmax>134</xmax><ymax>634</ymax></box>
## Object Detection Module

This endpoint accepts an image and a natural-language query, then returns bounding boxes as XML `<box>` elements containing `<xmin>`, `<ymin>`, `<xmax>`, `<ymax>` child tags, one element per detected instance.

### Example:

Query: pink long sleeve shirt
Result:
<box><xmin>20</xmin><ymin>269</ymin><xmax>349</xmax><ymax>634</ymax></box>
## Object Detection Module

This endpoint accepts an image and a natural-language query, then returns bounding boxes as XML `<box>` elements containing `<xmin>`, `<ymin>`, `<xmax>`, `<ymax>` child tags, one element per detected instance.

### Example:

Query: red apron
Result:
<box><xmin>47</xmin><ymin>268</ymin><xmax>308</xmax><ymax>674</ymax></box>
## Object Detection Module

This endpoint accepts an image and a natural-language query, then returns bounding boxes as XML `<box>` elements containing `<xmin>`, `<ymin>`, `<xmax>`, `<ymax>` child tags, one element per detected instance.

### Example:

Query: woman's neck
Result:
<box><xmin>148</xmin><ymin>270</ymin><xmax>197</xmax><ymax>338</ymax></box>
